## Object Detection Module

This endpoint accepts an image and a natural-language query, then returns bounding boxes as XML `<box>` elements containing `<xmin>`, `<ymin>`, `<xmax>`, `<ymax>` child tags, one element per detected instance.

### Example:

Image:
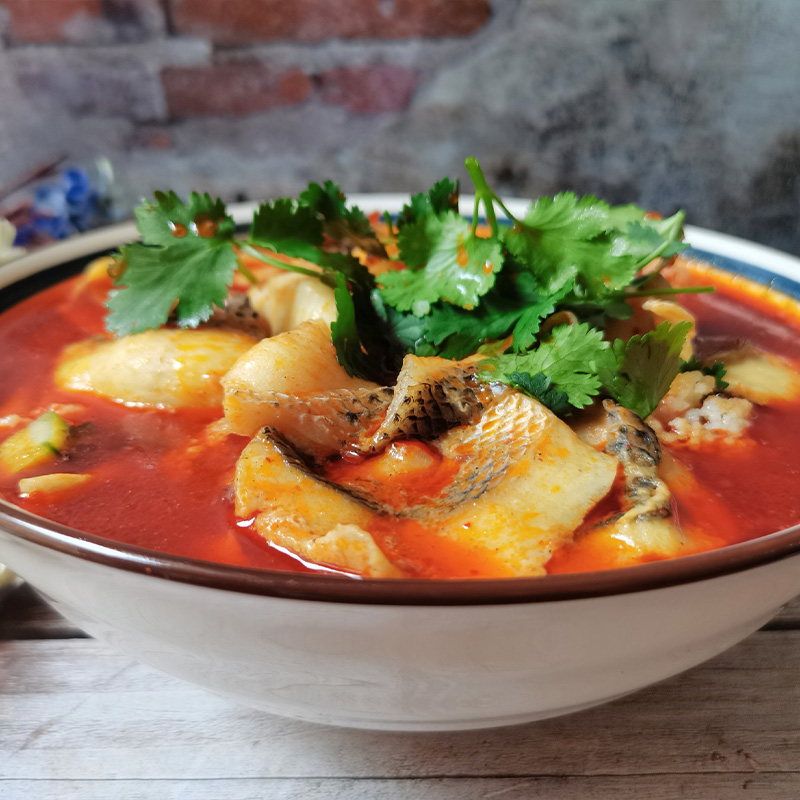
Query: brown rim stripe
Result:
<box><xmin>2</xmin><ymin>498</ymin><xmax>800</xmax><ymax>604</ymax></box>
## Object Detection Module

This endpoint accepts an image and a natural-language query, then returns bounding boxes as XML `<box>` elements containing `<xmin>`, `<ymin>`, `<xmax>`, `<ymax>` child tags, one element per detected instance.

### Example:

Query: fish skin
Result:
<box><xmin>591</xmin><ymin>400</ymin><xmax>685</xmax><ymax>558</ymax></box>
<box><xmin>222</xmin><ymin>318</ymin><xmax>381</xmax><ymax>440</ymax></box>
<box><xmin>204</xmin><ymin>292</ymin><xmax>272</xmax><ymax>340</ymax></box>
<box><xmin>330</xmin><ymin>391</ymin><xmax>619</xmax><ymax>576</ymax></box>
<box><xmin>427</xmin><ymin>393</ymin><xmax>619</xmax><ymax>575</ymax></box>
<box><xmin>602</xmin><ymin>400</ymin><xmax>667</xmax><ymax>514</ymax></box>
<box><xmin>227</xmin><ymin>354</ymin><xmax>496</xmax><ymax>462</ymax></box>
<box><xmin>226</xmin><ymin>386</ymin><xmax>393</xmax><ymax>461</ymax></box>
<box><xmin>233</xmin><ymin>359</ymin><xmax>621</xmax><ymax>578</ymax></box>
<box><xmin>234</xmin><ymin>427</ymin><xmax>401</xmax><ymax>577</ymax></box>
<box><xmin>356</xmin><ymin>355</ymin><xmax>495</xmax><ymax>454</ymax></box>
<box><xmin>331</xmin><ymin>388</ymin><xmax>519</xmax><ymax>517</ymax></box>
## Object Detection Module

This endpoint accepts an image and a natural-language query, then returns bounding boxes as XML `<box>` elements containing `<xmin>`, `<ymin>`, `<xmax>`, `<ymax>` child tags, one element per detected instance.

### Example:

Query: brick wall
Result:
<box><xmin>1</xmin><ymin>0</ymin><xmax>488</xmax><ymax>117</ymax></box>
<box><xmin>0</xmin><ymin>0</ymin><xmax>799</xmax><ymax>253</ymax></box>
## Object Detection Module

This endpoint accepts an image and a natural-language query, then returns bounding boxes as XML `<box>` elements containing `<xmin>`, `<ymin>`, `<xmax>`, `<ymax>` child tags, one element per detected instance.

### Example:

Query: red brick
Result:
<box><xmin>141</xmin><ymin>130</ymin><xmax>173</xmax><ymax>149</ymax></box>
<box><xmin>3</xmin><ymin>0</ymin><xmax>101</xmax><ymax>42</ymax></box>
<box><xmin>320</xmin><ymin>65</ymin><xmax>419</xmax><ymax>113</ymax></box>
<box><xmin>162</xmin><ymin>61</ymin><xmax>312</xmax><ymax>118</ymax></box>
<box><xmin>169</xmin><ymin>0</ymin><xmax>490</xmax><ymax>44</ymax></box>
<box><xmin>2</xmin><ymin>0</ymin><xmax>165</xmax><ymax>43</ymax></box>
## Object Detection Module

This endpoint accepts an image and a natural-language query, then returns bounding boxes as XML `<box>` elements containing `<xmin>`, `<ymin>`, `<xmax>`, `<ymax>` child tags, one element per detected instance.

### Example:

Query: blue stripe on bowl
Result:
<box><xmin>686</xmin><ymin>247</ymin><xmax>800</xmax><ymax>300</ymax></box>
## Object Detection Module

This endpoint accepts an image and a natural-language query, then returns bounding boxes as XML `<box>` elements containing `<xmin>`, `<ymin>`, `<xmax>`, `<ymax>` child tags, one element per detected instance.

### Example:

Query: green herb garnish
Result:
<box><xmin>478</xmin><ymin>322</ymin><xmax>609</xmax><ymax>411</ymax></box>
<box><xmin>680</xmin><ymin>355</ymin><xmax>729</xmax><ymax>390</ymax></box>
<box><xmin>598</xmin><ymin>321</ymin><xmax>694</xmax><ymax>419</ymax></box>
<box><xmin>106</xmin><ymin>157</ymin><xmax>712</xmax><ymax>418</ymax></box>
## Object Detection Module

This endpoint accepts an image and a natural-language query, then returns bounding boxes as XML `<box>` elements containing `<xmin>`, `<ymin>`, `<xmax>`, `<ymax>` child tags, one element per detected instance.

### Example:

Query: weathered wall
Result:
<box><xmin>1</xmin><ymin>0</ymin><xmax>798</xmax><ymax>252</ymax></box>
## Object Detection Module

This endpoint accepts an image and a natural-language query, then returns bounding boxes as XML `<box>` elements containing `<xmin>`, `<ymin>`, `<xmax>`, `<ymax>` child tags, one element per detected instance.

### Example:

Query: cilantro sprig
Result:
<box><xmin>107</xmin><ymin>192</ymin><xmax>239</xmax><ymax>334</ymax></box>
<box><xmin>680</xmin><ymin>355</ymin><xmax>729</xmax><ymax>390</ymax></box>
<box><xmin>479</xmin><ymin>323</ymin><xmax>609</xmax><ymax>409</ymax></box>
<box><xmin>598</xmin><ymin>321</ymin><xmax>694</xmax><ymax>418</ymax></box>
<box><xmin>478</xmin><ymin>320</ymin><xmax>694</xmax><ymax>420</ymax></box>
<box><xmin>105</xmin><ymin>158</ymin><xmax>714</xmax><ymax>419</ymax></box>
<box><xmin>381</xmin><ymin>211</ymin><xmax>503</xmax><ymax>314</ymax></box>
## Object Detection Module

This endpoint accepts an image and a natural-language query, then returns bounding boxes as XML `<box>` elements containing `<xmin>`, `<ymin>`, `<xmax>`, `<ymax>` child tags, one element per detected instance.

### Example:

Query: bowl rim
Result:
<box><xmin>1</xmin><ymin>196</ymin><xmax>800</xmax><ymax>606</ymax></box>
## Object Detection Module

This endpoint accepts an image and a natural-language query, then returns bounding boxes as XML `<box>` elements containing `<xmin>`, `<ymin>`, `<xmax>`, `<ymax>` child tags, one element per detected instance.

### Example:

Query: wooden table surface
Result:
<box><xmin>1</xmin><ymin>583</ymin><xmax>799</xmax><ymax>800</ymax></box>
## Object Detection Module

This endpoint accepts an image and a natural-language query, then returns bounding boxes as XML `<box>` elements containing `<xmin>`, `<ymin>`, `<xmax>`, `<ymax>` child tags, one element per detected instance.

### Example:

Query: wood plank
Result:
<box><xmin>2</xmin><ymin>775</ymin><xmax>800</xmax><ymax>800</ymax></box>
<box><xmin>1</xmin><ymin>632</ymin><xmax>799</xmax><ymax>784</ymax></box>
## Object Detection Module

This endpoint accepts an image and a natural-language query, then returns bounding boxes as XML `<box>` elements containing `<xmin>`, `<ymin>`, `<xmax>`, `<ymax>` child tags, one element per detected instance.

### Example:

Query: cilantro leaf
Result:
<box><xmin>613</xmin><ymin>220</ymin><xmax>687</xmax><ymax>265</ymax></box>
<box><xmin>380</xmin><ymin>303</ymin><xmax>439</xmax><ymax>357</ymax></box>
<box><xmin>680</xmin><ymin>355</ymin><xmax>729</xmax><ymax>390</ymax></box>
<box><xmin>479</xmin><ymin>323</ymin><xmax>609</xmax><ymax>410</ymax></box>
<box><xmin>103</xmin><ymin>159</ymin><xmax>699</xmax><ymax>407</ymax></box>
<box><xmin>106</xmin><ymin>238</ymin><xmax>237</xmax><ymax>335</ymax></box>
<box><xmin>106</xmin><ymin>193</ymin><xmax>237</xmax><ymax>335</ymax></box>
<box><xmin>704</xmin><ymin>361</ymin><xmax>729</xmax><ymax>390</ymax></box>
<box><xmin>377</xmin><ymin>268</ymin><xmax>442</xmax><ymax>317</ymax></box>
<box><xmin>249</xmin><ymin>197</ymin><xmax>377</xmax><ymax>284</ymax></box>
<box><xmin>507</xmin><ymin>371</ymin><xmax>571</xmax><ymax>416</ymax></box>
<box><xmin>249</xmin><ymin>198</ymin><xmax>323</xmax><ymax>260</ymax></box>
<box><xmin>381</xmin><ymin>210</ymin><xmax>503</xmax><ymax>313</ymax></box>
<box><xmin>503</xmin><ymin>193</ymin><xmax>686</xmax><ymax>298</ymax></box>
<box><xmin>330</xmin><ymin>271</ymin><xmax>365</xmax><ymax>379</ymax></box>
<box><xmin>331</xmin><ymin>273</ymin><xmax>403</xmax><ymax>384</ymax></box>
<box><xmin>299</xmin><ymin>179</ymin><xmax>384</xmax><ymax>255</ymax></box>
<box><xmin>399</xmin><ymin>178</ymin><xmax>459</xmax><ymax>227</ymax></box>
<box><xmin>134</xmin><ymin>191</ymin><xmax>235</xmax><ymax>247</ymax></box>
<box><xmin>394</xmin><ymin>270</ymin><xmax>571</xmax><ymax>359</ymax></box>
<box><xmin>299</xmin><ymin>180</ymin><xmax>366</xmax><ymax>229</ymax></box>
<box><xmin>508</xmin><ymin>272</ymin><xmax>574</xmax><ymax>352</ymax></box>
<box><xmin>599</xmin><ymin>321</ymin><xmax>692</xmax><ymax>418</ymax></box>
<box><xmin>393</xmin><ymin>216</ymin><xmax>430</xmax><ymax>270</ymax></box>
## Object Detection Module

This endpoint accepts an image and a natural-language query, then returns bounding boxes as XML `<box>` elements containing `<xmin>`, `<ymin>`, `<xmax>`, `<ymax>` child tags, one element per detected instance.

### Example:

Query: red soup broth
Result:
<box><xmin>1</xmin><ymin>258</ymin><xmax>800</xmax><ymax>578</ymax></box>
<box><xmin>666</xmin><ymin>262</ymin><xmax>800</xmax><ymax>547</ymax></box>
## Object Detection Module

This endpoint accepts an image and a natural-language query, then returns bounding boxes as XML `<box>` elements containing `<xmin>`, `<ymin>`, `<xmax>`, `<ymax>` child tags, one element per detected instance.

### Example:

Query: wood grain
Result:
<box><xmin>2</xmin><ymin>588</ymin><xmax>800</xmax><ymax>799</ymax></box>
<box><xmin>2</xmin><ymin>776</ymin><xmax>800</xmax><ymax>800</ymax></box>
<box><xmin>1</xmin><ymin>632</ymin><xmax>800</xmax><ymax>796</ymax></box>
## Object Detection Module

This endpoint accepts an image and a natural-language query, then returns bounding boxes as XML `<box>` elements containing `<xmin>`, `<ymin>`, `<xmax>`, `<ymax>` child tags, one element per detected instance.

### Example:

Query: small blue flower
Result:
<box><xmin>63</xmin><ymin>167</ymin><xmax>92</xmax><ymax>208</ymax></box>
<box><xmin>32</xmin><ymin>215</ymin><xmax>73</xmax><ymax>240</ymax></box>
<box><xmin>33</xmin><ymin>184</ymin><xmax>68</xmax><ymax>219</ymax></box>
<box><xmin>9</xmin><ymin>162</ymin><xmax>119</xmax><ymax>246</ymax></box>
<box><xmin>28</xmin><ymin>166</ymin><xmax>100</xmax><ymax>239</ymax></box>
<box><xmin>13</xmin><ymin>222</ymin><xmax>39</xmax><ymax>246</ymax></box>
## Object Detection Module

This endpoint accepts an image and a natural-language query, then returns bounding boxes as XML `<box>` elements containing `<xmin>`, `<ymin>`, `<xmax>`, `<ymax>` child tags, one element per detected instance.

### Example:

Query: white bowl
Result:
<box><xmin>1</xmin><ymin>198</ymin><xmax>800</xmax><ymax>731</ymax></box>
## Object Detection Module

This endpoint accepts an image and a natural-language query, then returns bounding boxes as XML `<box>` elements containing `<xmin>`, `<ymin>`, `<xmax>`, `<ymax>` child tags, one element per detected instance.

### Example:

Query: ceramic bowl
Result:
<box><xmin>1</xmin><ymin>197</ymin><xmax>800</xmax><ymax>731</ymax></box>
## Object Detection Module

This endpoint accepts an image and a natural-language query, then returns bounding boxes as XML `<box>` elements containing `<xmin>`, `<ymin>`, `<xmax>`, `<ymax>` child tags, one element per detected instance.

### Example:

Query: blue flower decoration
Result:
<box><xmin>62</xmin><ymin>168</ymin><xmax>99</xmax><ymax>232</ymax></box>
<box><xmin>14</xmin><ymin>166</ymin><xmax>101</xmax><ymax>245</ymax></box>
